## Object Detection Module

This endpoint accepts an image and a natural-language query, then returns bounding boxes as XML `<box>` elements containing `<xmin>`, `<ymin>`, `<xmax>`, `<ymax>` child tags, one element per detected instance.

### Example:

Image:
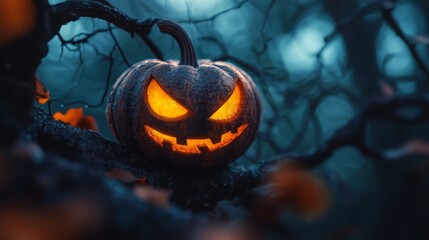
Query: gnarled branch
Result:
<box><xmin>32</xmin><ymin>106</ymin><xmax>260</xmax><ymax>211</ymax></box>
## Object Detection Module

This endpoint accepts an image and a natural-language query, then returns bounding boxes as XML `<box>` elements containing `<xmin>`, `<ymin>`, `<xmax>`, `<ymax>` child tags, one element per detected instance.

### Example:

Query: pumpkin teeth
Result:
<box><xmin>162</xmin><ymin>139</ymin><xmax>174</xmax><ymax>151</ymax></box>
<box><xmin>176</xmin><ymin>136</ymin><xmax>187</xmax><ymax>145</ymax></box>
<box><xmin>144</xmin><ymin>124</ymin><xmax>248</xmax><ymax>154</ymax></box>
<box><xmin>197</xmin><ymin>145</ymin><xmax>211</xmax><ymax>154</ymax></box>
<box><xmin>210</xmin><ymin>134</ymin><xmax>222</xmax><ymax>144</ymax></box>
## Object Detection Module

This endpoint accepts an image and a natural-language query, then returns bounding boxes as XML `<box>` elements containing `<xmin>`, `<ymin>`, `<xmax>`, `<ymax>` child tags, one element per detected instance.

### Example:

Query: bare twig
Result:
<box><xmin>380</xmin><ymin>1</ymin><xmax>429</xmax><ymax>80</ymax></box>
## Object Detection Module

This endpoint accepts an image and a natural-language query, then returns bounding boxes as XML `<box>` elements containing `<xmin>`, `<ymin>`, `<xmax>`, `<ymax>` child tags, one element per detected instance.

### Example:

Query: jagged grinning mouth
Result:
<box><xmin>144</xmin><ymin>124</ymin><xmax>248</xmax><ymax>154</ymax></box>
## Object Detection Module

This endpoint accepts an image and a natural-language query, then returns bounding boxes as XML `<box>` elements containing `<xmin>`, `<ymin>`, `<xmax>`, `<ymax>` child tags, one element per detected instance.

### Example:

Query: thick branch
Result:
<box><xmin>50</xmin><ymin>1</ymin><xmax>158</xmax><ymax>36</ymax></box>
<box><xmin>49</xmin><ymin>0</ymin><xmax>165</xmax><ymax>59</ymax></box>
<box><xmin>32</xmin><ymin>94</ymin><xmax>429</xmax><ymax>210</ymax></box>
<box><xmin>31</xmin><ymin>107</ymin><xmax>260</xmax><ymax>211</ymax></box>
<box><xmin>0</xmin><ymin>142</ymin><xmax>190</xmax><ymax>240</ymax></box>
<box><xmin>276</xmin><ymin>95</ymin><xmax>429</xmax><ymax>168</ymax></box>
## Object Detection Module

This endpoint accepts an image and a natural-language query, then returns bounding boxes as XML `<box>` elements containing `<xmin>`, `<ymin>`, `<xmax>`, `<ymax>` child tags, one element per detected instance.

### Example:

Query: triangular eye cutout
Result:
<box><xmin>209</xmin><ymin>83</ymin><xmax>243</xmax><ymax>121</ymax></box>
<box><xmin>146</xmin><ymin>79</ymin><xmax>189</xmax><ymax>120</ymax></box>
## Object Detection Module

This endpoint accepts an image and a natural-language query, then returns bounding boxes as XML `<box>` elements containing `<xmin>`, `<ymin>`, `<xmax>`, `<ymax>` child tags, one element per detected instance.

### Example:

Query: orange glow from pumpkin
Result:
<box><xmin>0</xmin><ymin>0</ymin><xmax>36</xmax><ymax>46</ymax></box>
<box><xmin>147</xmin><ymin>79</ymin><xmax>188</xmax><ymax>119</ymax></box>
<box><xmin>209</xmin><ymin>83</ymin><xmax>242</xmax><ymax>121</ymax></box>
<box><xmin>144</xmin><ymin>124</ymin><xmax>248</xmax><ymax>154</ymax></box>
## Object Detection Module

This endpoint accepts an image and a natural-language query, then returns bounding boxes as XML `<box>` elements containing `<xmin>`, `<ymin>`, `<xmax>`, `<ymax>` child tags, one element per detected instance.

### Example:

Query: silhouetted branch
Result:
<box><xmin>380</xmin><ymin>1</ymin><xmax>429</xmax><ymax>80</ymax></box>
<box><xmin>50</xmin><ymin>1</ymin><xmax>158</xmax><ymax>37</ymax></box>
<box><xmin>31</xmin><ymin>107</ymin><xmax>260</xmax><ymax>211</ymax></box>
<box><xmin>58</xmin><ymin>28</ymin><xmax>112</xmax><ymax>49</ymax></box>
<box><xmin>177</xmin><ymin>0</ymin><xmax>251</xmax><ymax>24</ymax></box>
<box><xmin>0</xmin><ymin>141</ymin><xmax>190</xmax><ymax>240</ymax></box>
<box><xmin>32</xmin><ymin>93</ymin><xmax>429</xmax><ymax>209</ymax></box>
<box><xmin>319</xmin><ymin>1</ymin><xmax>379</xmax><ymax>57</ymax></box>
<box><xmin>50</xmin><ymin>0</ymin><xmax>163</xmax><ymax>60</ymax></box>
<box><xmin>276</xmin><ymin>95</ymin><xmax>429</xmax><ymax>168</ymax></box>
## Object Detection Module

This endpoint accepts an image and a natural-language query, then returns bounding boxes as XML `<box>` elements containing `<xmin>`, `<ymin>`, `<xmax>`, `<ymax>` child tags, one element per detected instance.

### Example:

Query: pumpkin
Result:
<box><xmin>106</xmin><ymin>20</ymin><xmax>261</xmax><ymax>169</ymax></box>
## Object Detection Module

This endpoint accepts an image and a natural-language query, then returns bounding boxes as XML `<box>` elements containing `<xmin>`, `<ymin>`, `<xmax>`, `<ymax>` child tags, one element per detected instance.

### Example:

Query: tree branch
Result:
<box><xmin>32</xmin><ymin>93</ymin><xmax>429</xmax><ymax>210</ymax></box>
<box><xmin>49</xmin><ymin>0</ymin><xmax>163</xmax><ymax>59</ymax></box>
<box><xmin>0</xmin><ymin>141</ymin><xmax>190</xmax><ymax>240</ymax></box>
<box><xmin>50</xmin><ymin>1</ymin><xmax>157</xmax><ymax>36</ymax></box>
<box><xmin>275</xmin><ymin>95</ymin><xmax>429</xmax><ymax>168</ymax></box>
<box><xmin>31</xmin><ymin>106</ymin><xmax>260</xmax><ymax>211</ymax></box>
<box><xmin>380</xmin><ymin>1</ymin><xmax>429</xmax><ymax>80</ymax></box>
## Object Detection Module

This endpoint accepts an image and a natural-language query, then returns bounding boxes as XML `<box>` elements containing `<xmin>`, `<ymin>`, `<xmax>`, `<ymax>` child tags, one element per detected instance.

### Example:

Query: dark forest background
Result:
<box><xmin>39</xmin><ymin>0</ymin><xmax>429</xmax><ymax>161</ymax></box>
<box><xmin>4</xmin><ymin>0</ymin><xmax>429</xmax><ymax>239</ymax></box>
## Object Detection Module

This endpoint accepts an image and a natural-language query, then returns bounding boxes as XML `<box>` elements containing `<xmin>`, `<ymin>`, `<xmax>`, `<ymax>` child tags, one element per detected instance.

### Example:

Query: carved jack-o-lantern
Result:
<box><xmin>106</xmin><ymin>21</ymin><xmax>261</xmax><ymax>169</ymax></box>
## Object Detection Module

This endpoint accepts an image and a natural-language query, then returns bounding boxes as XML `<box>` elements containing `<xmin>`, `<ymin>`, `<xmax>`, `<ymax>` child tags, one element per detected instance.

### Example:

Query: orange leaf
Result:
<box><xmin>53</xmin><ymin>108</ymin><xmax>83</xmax><ymax>126</ymax></box>
<box><xmin>252</xmin><ymin>166</ymin><xmax>329</xmax><ymax>221</ymax></box>
<box><xmin>0</xmin><ymin>0</ymin><xmax>36</xmax><ymax>46</ymax></box>
<box><xmin>384</xmin><ymin>139</ymin><xmax>429</xmax><ymax>160</ymax></box>
<box><xmin>192</xmin><ymin>224</ymin><xmax>261</xmax><ymax>240</ymax></box>
<box><xmin>34</xmin><ymin>76</ymin><xmax>50</xmax><ymax>105</ymax></box>
<box><xmin>76</xmin><ymin>115</ymin><xmax>98</xmax><ymax>131</ymax></box>
<box><xmin>0</xmin><ymin>195</ymin><xmax>103</xmax><ymax>240</ymax></box>
<box><xmin>135</xmin><ymin>176</ymin><xmax>148</xmax><ymax>185</ymax></box>
<box><xmin>105</xmin><ymin>169</ymin><xmax>137</xmax><ymax>183</ymax></box>
<box><xmin>133</xmin><ymin>186</ymin><xmax>171</xmax><ymax>208</ymax></box>
<box><xmin>379</xmin><ymin>79</ymin><xmax>395</xmax><ymax>97</ymax></box>
<box><xmin>53</xmin><ymin>108</ymin><xmax>98</xmax><ymax>131</ymax></box>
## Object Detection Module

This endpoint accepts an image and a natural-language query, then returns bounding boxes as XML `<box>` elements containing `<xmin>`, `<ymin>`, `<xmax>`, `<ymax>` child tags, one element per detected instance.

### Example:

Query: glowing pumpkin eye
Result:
<box><xmin>147</xmin><ymin>79</ymin><xmax>188</xmax><ymax>119</ymax></box>
<box><xmin>209</xmin><ymin>84</ymin><xmax>242</xmax><ymax>121</ymax></box>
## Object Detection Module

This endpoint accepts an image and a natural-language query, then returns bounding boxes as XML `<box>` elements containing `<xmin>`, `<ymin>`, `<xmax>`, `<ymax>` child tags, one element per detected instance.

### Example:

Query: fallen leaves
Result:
<box><xmin>379</xmin><ymin>79</ymin><xmax>395</xmax><ymax>97</ymax></box>
<box><xmin>105</xmin><ymin>168</ymin><xmax>169</xmax><ymax>207</ymax></box>
<box><xmin>53</xmin><ymin>108</ymin><xmax>98</xmax><ymax>131</ymax></box>
<box><xmin>0</xmin><ymin>142</ymin><xmax>104</xmax><ymax>240</ymax></box>
<box><xmin>383</xmin><ymin>139</ymin><xmax>429</xmax><ymax>160</ymax></box>
<box><xmin>133</xmin><ymin>186</ymin><xmax>172</xmax><ymax>208</ymax></box>
<box><xmin>0</xmin><ymin>0</ymin><xmax>36</xmax><ymax>46</ymax></box>
<box><xmin>35</xmin><ymin>76</ymin><xmax>50</xmax><ymax>104</ymax></box>
<box><xmin>191</xmin><ymin>224</ymin><xmax>261</xmax><ymax>240</ymax></box>
<box><xmin>105</xmin><ymin>168</ymin><xmax>138</xmax><ymax>183</ymax></box>
<box><xmin>53</xmin><ymin>108</ymin><xmax>84</xmax><ymax>126</ymax></box>
<box><xmin>252</xmin><ymin>166</ymin><xmax>329</xmax><ymax>221</ymax></box>
<box><xmin>0</xmin><ymin>195</ymin><xmax>103</xmax><ymax>240</ymax></box>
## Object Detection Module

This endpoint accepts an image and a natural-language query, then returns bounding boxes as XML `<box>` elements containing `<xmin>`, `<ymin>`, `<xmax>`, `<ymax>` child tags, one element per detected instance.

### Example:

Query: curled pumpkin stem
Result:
<box><xmin>157</xmin><ymin>20</ymin><xmax>199</xmax><ymax>67</ymax></box>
